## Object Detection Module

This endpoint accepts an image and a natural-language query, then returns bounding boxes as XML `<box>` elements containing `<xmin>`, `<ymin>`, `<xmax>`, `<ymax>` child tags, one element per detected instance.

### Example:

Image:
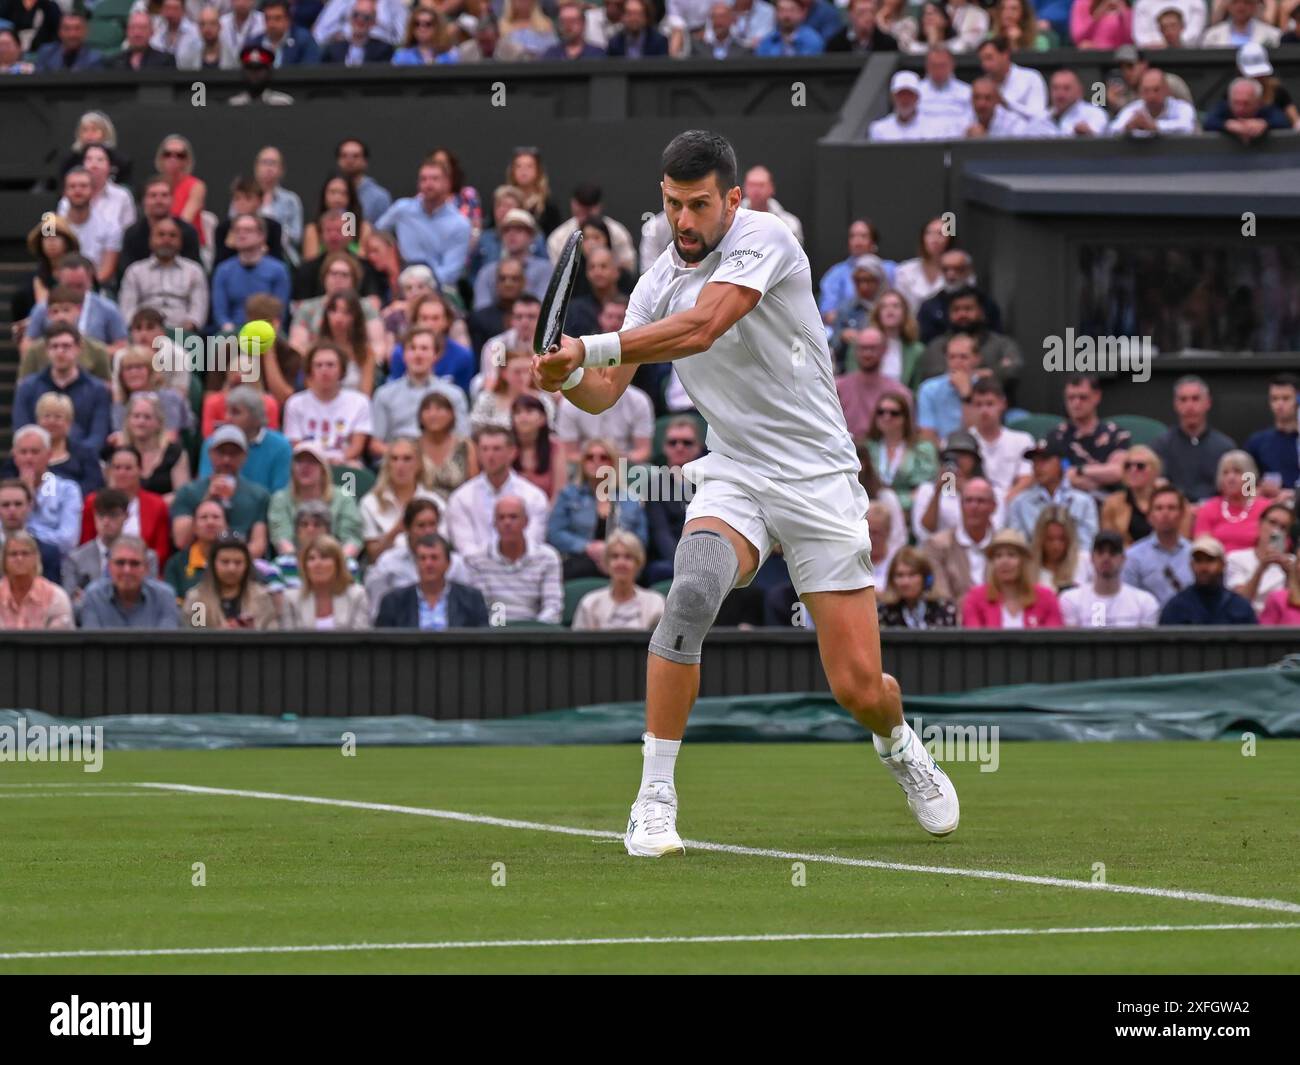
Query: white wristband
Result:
<box><xmin>560</xmin><ymin>367</ymin><xmax>585</xmax><ymax>391</ymax></box>
<box><xmin>581</xmin><ymin>332</ymin><xmax>622</xmax><ymax>368</ymax></box>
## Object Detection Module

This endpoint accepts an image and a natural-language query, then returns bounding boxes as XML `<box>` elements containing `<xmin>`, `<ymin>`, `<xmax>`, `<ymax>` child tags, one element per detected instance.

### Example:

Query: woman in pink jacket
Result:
<box><xmin>962</xmin><ymin>528</ymin><xmax>1065</xmax><ymax>629</ymax></box>
<box><xmin>1070</xmin><ymin>0</ymin><xmax>1134</xmax><ymax>49</ymax></box>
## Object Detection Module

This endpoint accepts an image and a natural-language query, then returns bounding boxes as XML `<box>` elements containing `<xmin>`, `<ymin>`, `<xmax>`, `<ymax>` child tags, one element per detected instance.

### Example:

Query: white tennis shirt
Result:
<box><xmin>622</xmin><ymin>208</ymin><xmax>858</xmax><ymax>482</ymax></box>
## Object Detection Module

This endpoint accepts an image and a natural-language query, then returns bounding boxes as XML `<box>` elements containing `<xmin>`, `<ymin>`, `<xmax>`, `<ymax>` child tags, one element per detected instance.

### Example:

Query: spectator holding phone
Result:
<box><xmin>1226</xmin><ymin>502</ymin><xmax>1295</xmax><ymax>615</ymax></box>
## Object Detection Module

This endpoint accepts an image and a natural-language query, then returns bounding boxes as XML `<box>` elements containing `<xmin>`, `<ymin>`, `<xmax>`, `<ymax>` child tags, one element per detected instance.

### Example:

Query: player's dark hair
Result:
<box><xmin>661</xmin><ymin>130</ymin><xmax>738</xmax><ymax>197</ymax></box>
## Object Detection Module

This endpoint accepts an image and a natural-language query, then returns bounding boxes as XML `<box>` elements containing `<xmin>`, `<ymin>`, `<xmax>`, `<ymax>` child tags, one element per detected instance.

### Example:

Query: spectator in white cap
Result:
<box><xmin>1046</xmin><ymin>69</ymin><xmax>1111</xmax><ymax>136</ymax></box>
<box><xmin>869</xmin><ymin>70</ymin><xmax>961</xmax><ymax>140</ymax></box>
<box><xmin>917</xmin><ymin>45</ymin><xmax>972</xmax><ymax>128</ymax></box>
<box><xmin>1200</xmin><ymin>0</ymin><xmax>1281</xmax><ymax>47</ymax></box>
<box><xmin>1235</xmin><ymin>41</ymin><xmax>1300</xmax><ymax>127</ymax></box>
<box><xmin>1132</xmin><ymin>0</ymin><xmax>1203</xmax><ymax>45</ymax></box>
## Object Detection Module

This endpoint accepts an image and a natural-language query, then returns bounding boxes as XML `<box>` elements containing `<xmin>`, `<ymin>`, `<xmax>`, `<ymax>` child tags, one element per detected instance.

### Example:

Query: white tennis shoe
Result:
<box><xmin>625</xmin><ymin>782</ymin><xmax>686</xmax><ymax>858</ymax></box>
<box><xmin>879</xmin><ymin>726</ymin><xmax>960</xmax><ymax>837</ymax></box>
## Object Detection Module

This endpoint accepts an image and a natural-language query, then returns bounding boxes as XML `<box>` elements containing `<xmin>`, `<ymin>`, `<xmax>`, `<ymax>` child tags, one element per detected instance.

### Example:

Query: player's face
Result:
<box><xmin>662</xmin><ymin>175</ymin><xmax>738</xmax><ymax>264</ymax></box>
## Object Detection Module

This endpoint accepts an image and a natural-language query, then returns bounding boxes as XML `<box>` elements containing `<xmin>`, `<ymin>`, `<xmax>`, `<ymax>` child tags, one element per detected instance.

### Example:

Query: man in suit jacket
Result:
<box><xmin>34</xmin><ymin>13</ymin><xmax>104</xmax><ymax>71</ymax></box>
<box><xmin>690</xmin><ymin>3</ymin><xmax>752</xmax><ymax>56</ymax></box>
<box><xmin>321</xmin><ymin>0</ymin><xmax>395</xmax><ymax>64</ymax></box>
<box><xmin>108</xmin><ymin>12</ymin><xmax>179</xmax><ymax>70</ymax></box>
<box><xmin>62</xmin><ymin>489</ymin><xmax>160</xmax><ymax>614</ymax></box>
<box><xmin>607</xmin><ymin>0</ymin><xmax>670</xmax><ymax>56</ymax></box>
<box><xmin>249</xmin><ymin>0</ymin><xmax>322</xmax><ymax>65</ymax></box>
<box><xmin>376</xmin><ymin>535</ymin><xmax>490</xmax><ymax>629</ymax></box>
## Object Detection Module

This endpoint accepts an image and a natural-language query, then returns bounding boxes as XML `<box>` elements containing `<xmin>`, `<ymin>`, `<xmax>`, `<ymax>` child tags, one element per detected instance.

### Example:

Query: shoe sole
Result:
<box><xmin>624</xmin><ymin>841</ymin><xmax>686</xmax><ymax>858</ymax></box>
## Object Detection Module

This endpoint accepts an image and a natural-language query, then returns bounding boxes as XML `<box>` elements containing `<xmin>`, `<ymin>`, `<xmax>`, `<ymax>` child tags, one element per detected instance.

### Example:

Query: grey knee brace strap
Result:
<box><xmin>649</xmin><ymin>530</ymin><xmax>739</xmax><ymax>665</ymax></box>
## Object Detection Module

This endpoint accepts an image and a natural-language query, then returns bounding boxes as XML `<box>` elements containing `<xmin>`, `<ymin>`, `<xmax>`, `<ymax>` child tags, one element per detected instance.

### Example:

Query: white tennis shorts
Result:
<box><xmin>682</xmin><ymin>452</ymin><xmax>875</xmax><ymax>595</ymax></box>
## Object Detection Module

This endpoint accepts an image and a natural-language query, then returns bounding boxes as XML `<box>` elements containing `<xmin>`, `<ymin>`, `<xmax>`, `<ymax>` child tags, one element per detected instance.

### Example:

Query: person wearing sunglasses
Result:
<box><xmin>644</xmin><ymin>418</ymin><xmax>703</xmax><ymax>584</ymax></box>
<box><xmin>862</xmin><ymin>389</ymin><xmax>934</xmax><ymax>520</ymax></box>
<box><xmin>1100</xmin><ymin>444</ymin><xmax>1166</xmax><ymax>547</ymax></box>
<box><xmin>1120</xmin><ymin>483</ymin><xmax>1193</xmax><ymax>608</ymax></box>
<box><xmin>80</xmin><ymin>535</ymin><xmax>180</xmax><ymax>630</ymax></box>
<box><xmin>393</xmin><ymin>6</ymin><xmax>458</xmax><ymax>65</ymax></box>
<box><xmin>1226</xmin><ymin>502</ymin><xmax>1297</xmax><ymax>616</ymax></box>
<box><xmin>321</xmin><ymin>0</ymin><xmax>396</xmax><ymax>64</ymax></box>
<box><xmin>545</xmin><ymin>438</ymin><xmax>647</xmax><ymax>580</ymax></box>
<box><xmin>155</xmin><ymin>135</ymin><xmax>207</xmax><ymax>246</ymax></box>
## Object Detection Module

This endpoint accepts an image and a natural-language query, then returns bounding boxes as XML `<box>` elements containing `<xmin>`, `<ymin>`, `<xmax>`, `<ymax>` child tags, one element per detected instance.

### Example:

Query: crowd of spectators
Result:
<box><xmin>1</xmin><ymin>102</ymin><xmax>1297</xmax><ymax>634</ymax></box>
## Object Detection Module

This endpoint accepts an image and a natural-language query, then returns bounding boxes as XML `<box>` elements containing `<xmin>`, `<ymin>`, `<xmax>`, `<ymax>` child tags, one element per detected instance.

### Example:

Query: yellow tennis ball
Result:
<box><xmin>238</xmin><ymin>319</ymin><xmax>276</xmax><ymax>356</ymax></box>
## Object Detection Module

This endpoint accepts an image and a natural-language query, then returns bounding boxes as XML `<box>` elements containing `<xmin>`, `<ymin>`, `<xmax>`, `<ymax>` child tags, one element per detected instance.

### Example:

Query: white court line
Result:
<box><xmin>2</xmin><ymin>922</ymin><xmax>1298</xmax><ymax>962</ymax></box>
<box><xmin>135</xmin><ymin>782</ymin><xmax>1300</xmax><ymax>916</ymax></box>
<box><xmin>0</xmin><ymin>782</ymin><xmax>144</xmax><ymax>788</ymax></box>
<box><xmin>0</xmin><ymin>792</ymin><xmax>161</xmax><ymax>799</ymax></box>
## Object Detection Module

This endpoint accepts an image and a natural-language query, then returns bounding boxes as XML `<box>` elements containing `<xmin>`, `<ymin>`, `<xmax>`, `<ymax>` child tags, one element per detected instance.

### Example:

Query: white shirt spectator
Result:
<box><xmin>1049</xmin><ymin>99</ymin><xmax>1111</xmax><ymax>137</ymax></box>
<box><xmin>1109</xmin><ymin>96</ymin><xmax>1199</xmax><ymax>135</ymax></box>
<box><xmin>666</xmin><ymin>0</ymin><xmax>715</xmax><ymax>31</ymax></box>
<box><xmin>554</xmin><ymin>384</ymin><xmax>655</xmax><ymax>458</ymax></box>
<box><xmin>998</xmin><ymin>63</ymin><xmax>1049</xmax><ymax>120</ymax></box>
<box><xmin>220</xmin><ymin>9</ymin><xmax>265</xmax><ymax>54</ymax></box>
<box><xmin>738</xmin><ymin>196</ymin><xmax>803</xmax><ymax>246</ymax></box>
<box><xmin>445</xmin><ymin>471</ymin><xmax>550</xmax><ymax>557</ymax></box>
<box><xmin>869</xmin><ymin>110</ymin><xmax>961</xmax><ymax>141</ymax></box>
<box><xmin>1200</xmin><ymin>17</ymin><xmax>1281</xmax><ymax>48</ymax></box>
<box><xmin>151</xmin><ymin>16</ymin><xmax>201</xmax><ymax>56</ymax></box>
<box><xmin>911</xmin><ymin>480</ymin><xmax>1006</xmax><ymax>544</ymax></box>
<box><xmin>63</xmin><ymin>210</ymin><xmax>123</xmax><ymax>275</ymax></box>
<box><xmin>1132</xmin><ymin>0</ymin><xmax>1206</xmax><ymax>46</ymax></box>
<box><xmin>58</xmin><ymin>183</ymin><xmax>136</xmax><ymax>239</ymax></box>
<box><xmin>1225</xmin><ymin>548</ymin><xmax>1287</xmax><ymax>615</ymax></box>
<box><xmin>894</xmin><ymin>257</ymin><xmax>945</xmax><ymax>313</ymax></box>
<box><xmin>547</xmin><ymin>215</ymin><xmax>638</xmax><ymax>276</ymax></box>
<box><xmin>703</xmin><ymin>0</ymin><xmax>776</xmax><ymax>48</ymax></box>
<box><xmin>1060</xmin><ymin>583</ymin><xmax>1160</xmax><ymax>627</ymax></box>
<box><xmin>572</xmin><ymin>585</ymin><xmax>667</xmax><ymax>630</ymax></box>
<box><xmin>360</xmin><ymin>485</ymin><xmax>447</xmax><ymax>544</ymax></box>
<box><xmin>364</xmin><ymin>532</ymin><xmax>468</xmax><ymax>619</ymax></box>
<box><xmin>919</xmin><ymin>74</ymin><xmax>973</xmax><ymax>127</ymax></box>
<box><xmin>640</xmin><ymin>211</ymin><xmax>673</xmax><ymax>272</ymax></box>
<box><xmin>974</xmin><ymin>426</ymin><xmax>1034</xmax><ymax>498</ymax></box>
<box><xmin>281</xmin><ymin>388</ymin><xmax>373</xmax><ymax>463</ymax></box>
<box><xmin>950</xmin><ymin>3</ymin><xmax>990</xmax><ymax>51</ymax></box>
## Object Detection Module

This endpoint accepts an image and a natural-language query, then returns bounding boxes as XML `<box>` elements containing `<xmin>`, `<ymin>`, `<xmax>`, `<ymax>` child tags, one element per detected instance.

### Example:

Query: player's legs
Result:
<box><xmin>645</xmin><ymin>515</ymin><xmax>760</xmax><ymax>739</ymax></box>
<box><xmin>799</xmin><ymin>586</ymin><xmax>903</xmax><ymax>738</ymax></box>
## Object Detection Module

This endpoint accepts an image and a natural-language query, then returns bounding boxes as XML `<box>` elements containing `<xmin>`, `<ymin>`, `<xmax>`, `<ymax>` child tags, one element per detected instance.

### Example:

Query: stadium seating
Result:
<box><xmin>1006</xmin><ymin>413</ymin><xmax>1062</xmax><ymax>439</ymax></box>
<box><xmin>1111</xmin><ymin>415</ymin><xmax>1169</xmax><ymax>447</ymax></box>
<box><xmin>563</xmin><ymin>577</ymin><xmax>607</xmax><ymax>626</ymax></box>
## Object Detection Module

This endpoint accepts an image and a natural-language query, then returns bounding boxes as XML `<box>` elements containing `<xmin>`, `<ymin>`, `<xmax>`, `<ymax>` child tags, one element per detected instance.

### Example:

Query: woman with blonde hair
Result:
<box><xmin>570</xmin><ymin>531</ymin><xmax>666</xmax><ymax>631</ymax></box>
<box><xmin>113</xmin><ymin>392</ymin><xmax>191</xmax><ymax>504</ymax></box>
<box><xmin>281</xmin><ymin>535</ymin><xmax>371</xmax><ymax>630</ymax></box>
<box><xmin>869</xmin><ymin>289</ymin><xmax>925</xmax><ymax>388</ymax></box>
<box><xmin>110</xmin><ymin>346</ymin><xmax>194</xmax><ymax>442</ymax></box>
<box><xmin>155</xmin><ymin>134</ymin><xmax>206</xmax><ymax>240</ymax></box>
<box><xmin>877</xmin><ymin>547</ymin><xmax>959</xmax><ymax>629</ymax></box>
<box><xmin>1030</xmin><ymin>504</ymin><xmax>1091</xmax><ymax>592</ymax></box>
<box><xmin>1193</xmin><ymin>450</ymin><xmax>1269</xmax><ymax>554</ymax></box>
<box><xmin>504</xmin><ymin>146</ymin><xmax>562</xmax><ymax>234</ymax></box>
<box><xmin>35</xmin><ymin>392</ymin><xmax>103</xmax><ymax>496</ymax></box>
<box><xmin>183</xmin><ymin>532</ymin><xmax>279</xmax><ymax>630</ymax></box>
<box><xmin>1101</xmin><ymin>444</ymin><xmax>1164</xmax><ymax>545</ymax></box>
<box><xmin>268</xmin><ymin>442</ymin><xmax>364</xmax><ymax>559</ymax></box>
<box><xmin>0</xmin><ymin>532</ymin><xmax>74</xmax><ymax>631</ymax></box>
<box><xmin>360</xmin><ymin>436</ymin><xmax>443</xmax><ymax>562</ymax></box>
<box><xmin>962</xmin><ymin>528</ymin><xmax>1063</xmax><ymax>629</ymax></box>
<box><xmin>547</xmin><ymin>438</ymin><xmax>648</xmax><ymax>580</ymax></box>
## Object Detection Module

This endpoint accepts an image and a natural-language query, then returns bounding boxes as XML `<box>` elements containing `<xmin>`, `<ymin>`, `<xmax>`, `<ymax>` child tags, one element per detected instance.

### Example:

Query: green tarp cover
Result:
<box><xmin>2</xmin><ymin>664</ymin><xmax>1297</xmax><ymax>749</ymax></box>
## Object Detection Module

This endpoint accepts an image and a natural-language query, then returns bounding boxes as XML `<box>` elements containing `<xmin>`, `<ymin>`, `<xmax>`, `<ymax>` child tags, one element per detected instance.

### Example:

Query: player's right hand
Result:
<box><xmin>534</xmin><ymin>335</ymin><xmax>585</xmax><ymax>391</ymax></box>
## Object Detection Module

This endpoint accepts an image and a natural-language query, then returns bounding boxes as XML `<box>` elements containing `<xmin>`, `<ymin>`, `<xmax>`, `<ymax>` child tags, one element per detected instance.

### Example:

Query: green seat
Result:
<box><xmin>1111</xmin><ymin>414</ymin><xmax>1168</xmax><ymax>448</ymax></box>
<box><xmin>331</xmin><ymin>464</ymin><xmax>377</xmax><ymax>501</ymax></box>
<box><xmin>650</xmin><ymin>579</ymin><xmax>673</xmax><ymax>598</ymax></box>
<box><xmin>85</xmin><ymin>19</ymin><xmax>124</xmax><ymax>52</ymax></box>
<box><xmin>1006</xmin><ymin>412</ymin><xmax>1062</xmax><ymax>441</ymax></box>
<box><xmin>652</xmin><ymin>412</ymin><xmax>707</xmax><ymax>465</ymax></box>
<box><xmin>563</xmin><ymin>577</ymin><xmax>607</xmax><ymax>626</ymax></box>
<box><xmin>92</xmin><ymin>0</ymin><xmax>137</xmax><ymax>18</ymax></box>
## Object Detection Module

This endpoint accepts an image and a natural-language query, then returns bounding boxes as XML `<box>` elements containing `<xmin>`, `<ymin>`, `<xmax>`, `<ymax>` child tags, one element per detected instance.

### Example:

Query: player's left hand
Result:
<box><xmin>534</xmin><ymin>334</ymin><xmax>585</xmax><ymax>392</ymax></box>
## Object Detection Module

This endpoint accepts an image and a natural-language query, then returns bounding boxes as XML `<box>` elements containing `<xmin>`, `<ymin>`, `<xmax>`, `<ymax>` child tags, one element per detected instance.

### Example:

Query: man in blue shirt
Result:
<box><xmin>375</xmin><ymin>159</ymin><xmax>472</xmax><ymax>289</ymax></box>
<box><xmin>1121</xmin><ymin>485</ymin><xmax>1193</xmax><ymax>607</ymax></box>
<box><xmin>211</xmin><ymin>214</ymin><xmax>292</xmax><ymax>331</ymax></box>
<box><xmin>13</xmin><ymin>325</ymin><xmax>111</xmax><ymax>454</ymax></box>
<box><xmin>80</xmin><ymin>537</ymin><xmax>181</xmax><ymax>629</ymax></box>
<box><xmin>1007</xmin><ymin>436</ymin><xmax>1100</xmax><ymax>550</ymax></box>
<box><xmin>916</xmin><ymin>333</ymin><xmax>981</xmax><ymax>445</ymax></box>
<box><xmin>756</xmin><ymin>0</ymin><xmax>825</xmax><ymax>55</ymax></box>
<box><xmin>1158</xmin><ymin>536</ymin><xmax>1258</xmax><ymax>626</ymax></box>
<box><xmin>1245</xmin><ymin>374</ymin><xmax>1299</xmax><ymax>496</ymax></box>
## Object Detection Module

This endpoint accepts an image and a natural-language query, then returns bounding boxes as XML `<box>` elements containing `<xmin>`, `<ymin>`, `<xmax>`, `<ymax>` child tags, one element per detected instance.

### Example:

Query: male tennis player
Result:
<box><xmin>536</xmin><ymin>130</ymin><xmax>959</xmax><ymax>857</ymax></box>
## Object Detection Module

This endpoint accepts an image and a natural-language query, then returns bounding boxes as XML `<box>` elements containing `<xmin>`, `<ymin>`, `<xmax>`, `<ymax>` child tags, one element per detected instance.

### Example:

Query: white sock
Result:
<box><xmin>873</xmin><ymin>722</ymin><xmax>913</xmax><ymax>761</ymax></box>
<box><xmin>640</xmin><ymin>732</ymin><xmax>680</xmax><ymax>792</ymax></box>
